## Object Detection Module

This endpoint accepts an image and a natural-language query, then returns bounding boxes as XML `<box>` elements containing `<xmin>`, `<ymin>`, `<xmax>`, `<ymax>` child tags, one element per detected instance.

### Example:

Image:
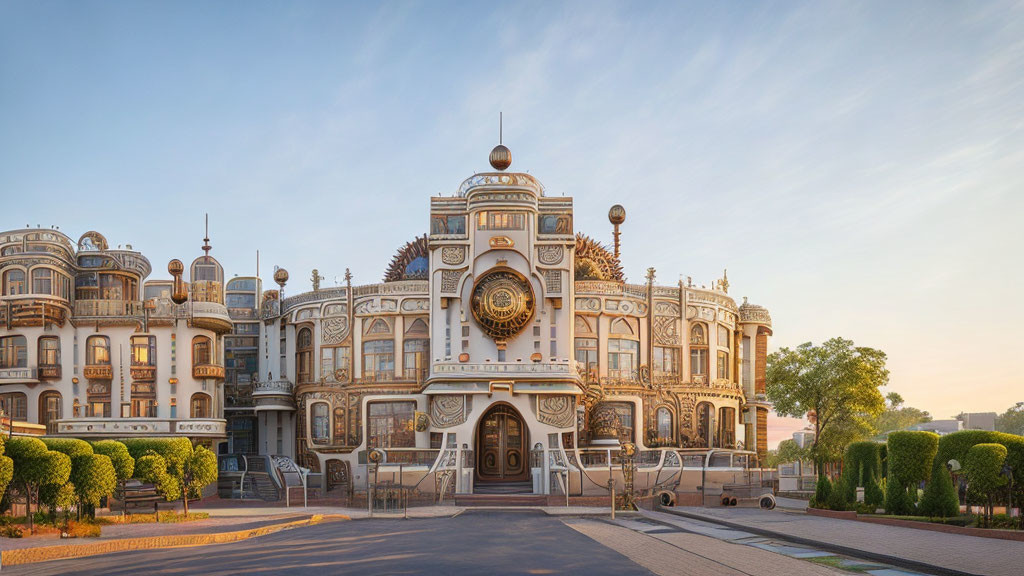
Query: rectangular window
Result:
<box><xmin>0</xmin><ymin>336</ymin><xmax>28</xmax><ymax>369</ymax></box>
<box><xmin>690</xmin><ymin>348</ymin><xmax>708</xmax><ymax>379</ymax></box>
<box><xmin>717</xmin><ymin>351</ymin><xmax>729</xmax><ymax>380</ymax></box>
<box><xmin>367</xmin><ymin>401</ymin><xmax>416</xmax><ymax>448</ymax></box>
<box><xmin>431</xmin><ymin>215</ymin><xmax>466</xmax><ymax>235</ymax></box>
<box><xmin>476</xmin><ymin>211</ymin><xmax>525</xmax><ymax>230</ymax></box>
<box><xmin>31</xmin><ymin>268</ymin><xmax>53</xmax><ymax>296</ymax></box>
<box><xmin>653</xmin><ymin>346</ymin><xmax>679</xmax><ymax>378</ymax></box>
<box><xmin>403</xmin><ymin>339</ymin><xmax>429</xmax><ymax>380</ymax></box>
<box><xmin>574</xmin><ymin>338</ymin><xmax>598</xmax><ymax>380</ymax></box>
<box><xmin>718</xmin><ymin>325</ymin><xmax>731</xmax><ymax>349</ymax></box>
<box><xmin>362</xmin><ymin>340</ymin><xmax>395</xmax><ymax>381</ymax></box>
<box><xmin>0</xmin><ymin>393</ymin><xmax>27</xmax><ymax>420</ymax></box>
<box><xmin>131</xmin><ymin>335</ymin><xmax>156</xmax><ymax>366</ymax></box>
<box><xmin>550</xmin><ymin>341</ymin><xmax>557</xmax><ymax>357</ymax></box>
<box><xmin>39</xmin><ymin>337</ymin><xmax>60</xmax><ymax>366</ymax></box>
<box><xmin>607</xmin><ymin>339</ymin><xmax>639</xmax><ymax>379</ymax></box>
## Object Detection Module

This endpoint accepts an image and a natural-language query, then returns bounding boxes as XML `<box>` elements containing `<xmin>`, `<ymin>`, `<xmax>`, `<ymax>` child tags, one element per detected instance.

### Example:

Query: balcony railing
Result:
<box><xmin>87</xmin><ymin>382</ymin><xmax>110</xmax><ymax>396</ymax></box>
<box><xmin>52</xmin><ymin>417</ymin><xmax>227</xmax><ymax>438</ymax></box>
<box><xmin>83</xmin><ymin>364</ymin><xmax>113</xmax><ymax>380</ymax></box>
<box><xmin>0</xmin><ymin>296</ymin><xmax>68</xmax><ymax>327</ymax></box>
<box><xmin>252</xmin><ymin>379</ymin><xmax>293</xmax><ymax>396</ymax></box>
<box><xmin>0</xmin><ymin>367</ymin><xmax>37</xmax><ymax>381</ymax></box>
<box><xmin>74</xmin><ymin>299</ymin><xmax>143</xmax><ymax>318</ymax></box>
<box><xmin>193</xmin><ymin>363</ymin><xmax>226</xmax><ymax>380</ymax></box>
<box><xmin>38</xmin><ymin>364</ymin><xmax>61</xmax><ymax>380</ymax></box>
<box><xmin>130</xmin><ymin>365</ymin><xmax>156</xmax><ymax>382</ymax></box>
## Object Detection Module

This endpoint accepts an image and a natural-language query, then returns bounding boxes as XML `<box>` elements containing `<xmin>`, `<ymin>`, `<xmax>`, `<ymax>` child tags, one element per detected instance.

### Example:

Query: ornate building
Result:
<box><xmin>260</xmin><ymin>143</ymin><xmax>772</xmax><ymax>495</ymax></box>
<box><xmin>0</xmin><ymin>228</ymin><xmax>228</xmax><ymax>442</ymax></box>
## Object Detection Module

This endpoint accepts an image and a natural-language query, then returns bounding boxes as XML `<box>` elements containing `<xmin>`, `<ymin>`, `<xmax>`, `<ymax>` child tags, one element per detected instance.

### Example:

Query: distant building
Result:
<box><xmin>908</xmin><ymin>420</ymin><xmax>962</xmax><ymax>435</ymax></box>
<box><xmin>961</xmin><ymin>412</ymin><xmax>996</xmax><ymax>431</ymax></box>
<box><xmin>792</xmin><ymin>430</ymin><xmax>815</xmax><ymax>449</ymax></box>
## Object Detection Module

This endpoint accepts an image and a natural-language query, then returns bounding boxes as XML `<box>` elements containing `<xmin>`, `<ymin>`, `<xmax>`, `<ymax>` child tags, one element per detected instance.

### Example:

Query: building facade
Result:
<box><xmin>0</xmin><ymin>228</ymin><xmax>228</xmax><ymax>442</ymax></box>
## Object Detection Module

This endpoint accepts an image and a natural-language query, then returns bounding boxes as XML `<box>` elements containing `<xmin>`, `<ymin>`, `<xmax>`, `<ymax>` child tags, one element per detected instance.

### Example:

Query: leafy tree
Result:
<box><xmin>963</xmin><ymin>443</ymin><xmax>1008</xmax><ymax>527</ymax></box>
<box><xmin>766</xmin><ymin>338</ymin><xmax>888</xmax><ymax>471</ymax></box>
<box><xmin>92</xmin><ymin>440</ymin><xmax>135</xmax><ymax>516</ymax></box>
<box><xmin>0</xmin><ymin>436</ymin><xmax>13</xmax><ymax>507</ymax></box>
<box><xmin>39</xmin><ymin>481</ymin><xmax>77</xmax><ymax>525</ymax></box>
<box><xmin>124</xmin><ymin>438</ymin><xmax>218</xmax><ymax>514</ymax></box>
<box><xmin>43</xmin><ymin>438</ymin><xmax>116</xmax><ymax>520</ymax></box>
<box><xmin>5</xmin><ymin>437</ymin><xmax>71</xmax><ymax>532</ymax></box>
<box><xmin>871</xmin><ymin>393</ymin><xmax>931</xmax><ymax>435</ymax></box>
<box><xmin>996</xmin><ymin>402</ymin><xmax>1024</xmax><ymax>436</ymax></box>
<box><xmin>763</xmin><ymin>439</ymin><xmax>811</xmax><ymax>469</ymax></box>
<box><xmin>885</xmin><ymin>431</ymin><xmax>938</xmax><ymax>515</ymax></box>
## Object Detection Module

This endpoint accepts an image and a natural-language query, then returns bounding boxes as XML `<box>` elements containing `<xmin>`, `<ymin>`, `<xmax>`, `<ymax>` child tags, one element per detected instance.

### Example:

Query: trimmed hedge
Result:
<box><xmin>812</xmin><ymin>474</ymin><xmax>832</xmax><ymax>509</ymax></box>
<box><xmin>920</xmin><ymin>430</ymin><xmax>1024</xmax><ymax>517</ymax></box>
<box><xmin>5</xmin><ymin>437</ymin><xmax>71</xmax><ymax>531</ymax></box>
<box><xmin>0</xmin><ymin>436</ymin><xmax>12</xmax><ymax>505</ymax></box>
<box><xmin>122</xmin><ymin>437</ymin><xmax>217</xmax><ymax>515</ymax></box>
<box><xmin>885</xmin><ymin>431</ymin><xmax>938</xmax><ymax>515</ymax></box>
<box><xmin>841</xmin><ymin>441</ymin><xmax>884</xmax><ymax>506</ymax></box>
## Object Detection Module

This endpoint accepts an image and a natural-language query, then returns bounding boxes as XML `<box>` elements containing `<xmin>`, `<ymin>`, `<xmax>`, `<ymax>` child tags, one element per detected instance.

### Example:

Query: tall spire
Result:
<box><xmin>201</xmin><ymin>213</ymin><xmax>212</xmax><ymax>257</ymax></box>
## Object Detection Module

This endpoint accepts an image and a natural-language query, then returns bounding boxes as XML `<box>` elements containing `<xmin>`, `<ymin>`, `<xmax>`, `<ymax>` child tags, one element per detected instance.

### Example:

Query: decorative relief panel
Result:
<box><xmin>575</xmin><ymin>297</ymin><xmax>601</xmax><ymax>312</ymax></box>
<box><xmin>401</xmin><ymin>298</ymin><xmax>429</xmax><ymax>312</ymax></box>
<box><xmin>321</xmin><ymin>317</ymin><xmax>349</xmax><ymax>345</ymax></box>
<box><xmin>430</xmin><ymin>395</ymin><xmax>467</xmax><ymax>428</ymax></box>
<box><xmin>537</xmin><ymin>245</ymin><xmax>564</xmax><ymax>265</ymax></box>
<box><xmin>354</xmin><ymin>299</ymin><xmax>398</xmax><ymax>315</ymax></box>
<box><xmin>543</xmin><ymin>269</ymin><xmax>562</xmax><ymax>294</ymax></box>
<box><xmin>470</xmin><ymin>269</ymin><xmax>535</xmax><ymax>339</ymax></box>
<box><xmin>654</xmin><ymin>301</ymin><xmax>680</xmax><ymax>316</ymax></box>
<box><xmin>441</xmin><ymin>269</ymin><xmax>466</xmax><ymax>294</ymax></box>
<box><xmin>441</xmin><ymin>246</ymin><xmax>466</xmax><ymax>265</ymax></box>
<box><xmin>537</xmin><ymin>395</ymin><xmax>576</xmax><ymax>428</ymax></box>
<box><xmin>653</xmin><ymin>316</ymin><xmax>679</xmax><ymax>346</ymax></box>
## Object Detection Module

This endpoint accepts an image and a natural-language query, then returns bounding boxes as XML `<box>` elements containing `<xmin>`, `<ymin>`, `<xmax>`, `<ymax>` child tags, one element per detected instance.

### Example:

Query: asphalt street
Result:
<box><xmin>6</xmin><ymin>511</ymin><xmax>653</xmax><ymax>576</ymax></box>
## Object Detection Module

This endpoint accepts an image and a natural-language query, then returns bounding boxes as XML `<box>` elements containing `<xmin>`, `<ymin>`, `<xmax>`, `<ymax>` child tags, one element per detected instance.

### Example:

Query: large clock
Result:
<box><xmin>470</xmin><ymin>269</ymin><xmax>535</xmax><ymax>340</ymax></box>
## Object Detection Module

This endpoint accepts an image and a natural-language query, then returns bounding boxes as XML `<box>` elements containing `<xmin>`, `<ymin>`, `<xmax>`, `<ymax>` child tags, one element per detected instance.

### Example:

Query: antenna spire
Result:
<box><xmin>499</xmin><ymin>112</ymin><xmax>503</xmax><ymax>144</ymax></box>
<box><xmin>202</xmin><ymin>213</ymin><xmax>212</xmax><ymax>256</ymax></box>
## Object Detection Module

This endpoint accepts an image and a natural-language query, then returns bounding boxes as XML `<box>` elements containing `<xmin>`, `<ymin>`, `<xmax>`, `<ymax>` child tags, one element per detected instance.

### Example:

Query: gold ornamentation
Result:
<box><xmin>652</xmin><ymin>316</ymin><xmax>678</xmax><ymax>345</ymax></box>
<box><xmin>414</xmin><ymin>411</ymin><xmax>429</xmax><ymax>432</ymax></box>
<box><xmin>574</xmin><ymin>233</ymin><xmax>624</xmax><ymax>281</ymax></box>
<box><xmin>489</xmin><ymin>236</ymin><xmax>514</xmax><ymax>249</ymax></box>
<box><xmin>384</xmin><ymin>235</ymin><xmax>429</xmax><ymax>282</ymax></box>
<box><xmin>470</xmin><ymin>268</ymin><xmax>535</xmax><ymax>340</ymax></box>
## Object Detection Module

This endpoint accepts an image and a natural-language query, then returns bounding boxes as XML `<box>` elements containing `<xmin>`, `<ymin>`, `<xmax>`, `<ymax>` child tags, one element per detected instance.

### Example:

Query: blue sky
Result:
<box><xmin>2</xmin><ymin>1</ymin><xmax>1023</xmax><ymax>440</ymax></box>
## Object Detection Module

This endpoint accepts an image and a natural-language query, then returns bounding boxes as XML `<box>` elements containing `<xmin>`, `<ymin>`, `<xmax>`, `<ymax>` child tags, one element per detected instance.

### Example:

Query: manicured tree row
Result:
<box><xmin>0</xmin><ymin>436</ymin><xmax>13</xmax><ymax>507</ymax></box>
<box><xmin>920</xmin><ymin>430</ymin><xmax>1024</xmax><ymax>517</ymax></box>
<box><xmin>885</xmin><ymin>431</ymin><xmax>938</xmax><ymax>515</ymax></box>
<box><xmin>5</xmin><ymin>437</ymin><xmax>71</xmax><ymax>532</ymax></box>
<box><xmin>92</xmin><ymin>440</ymin><xmax>135</xmax><ymax>517</ymax></box>
<box><xmin>963</xmin><ymin>443</ymin><xmax>1008</xmax><ymax>527</ymax></box>
<box><xmin>41</xmin><ymin>438</ymin><xmax>118</xmax><ymax>521</ymax></box>
<box><xmin>840</xmin><ymin>441</ymin><xmax>884</xmax><ymax>507</ymax></box>
<box><xmin>122</xmin><ymin>437</ymin><xmax>217</xmax><ymax>515</ymax></box>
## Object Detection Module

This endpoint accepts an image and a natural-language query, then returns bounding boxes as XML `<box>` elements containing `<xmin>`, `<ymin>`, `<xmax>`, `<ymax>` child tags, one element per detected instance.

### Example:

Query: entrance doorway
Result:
<box><xmin>476</xmin><ymin>404</ymin><xmax>528</xmax><ymax>482</ymax></box>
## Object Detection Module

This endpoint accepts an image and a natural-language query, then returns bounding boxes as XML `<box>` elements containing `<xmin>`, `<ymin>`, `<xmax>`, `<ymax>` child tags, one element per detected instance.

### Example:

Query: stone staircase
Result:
<box><xmin>455</xmin><ymin>482</ymin><xmax>547</xmax><ymax>507</ymax></box>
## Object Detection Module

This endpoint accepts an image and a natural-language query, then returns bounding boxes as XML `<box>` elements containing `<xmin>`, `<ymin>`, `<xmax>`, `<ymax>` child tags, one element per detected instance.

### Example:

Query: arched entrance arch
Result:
<box><xmin>476</xmin><ymin>403</ymin><xmax>528</xmax><ymax>482</ymax></box>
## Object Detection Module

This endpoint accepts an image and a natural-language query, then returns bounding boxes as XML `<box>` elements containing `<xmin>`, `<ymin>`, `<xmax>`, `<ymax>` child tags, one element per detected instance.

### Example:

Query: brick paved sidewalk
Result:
<box><xmin>665</xmin><ymin>506</ymin><xmax>1023</xmax><ymax>576</ymax></box>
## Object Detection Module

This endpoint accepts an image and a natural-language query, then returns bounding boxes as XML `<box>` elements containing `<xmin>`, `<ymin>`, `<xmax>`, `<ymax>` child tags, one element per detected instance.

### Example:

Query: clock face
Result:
<box><xmin>471</xmin><ymin>269</ymin><xmax>535</xmax><ymax>340</ymax></box>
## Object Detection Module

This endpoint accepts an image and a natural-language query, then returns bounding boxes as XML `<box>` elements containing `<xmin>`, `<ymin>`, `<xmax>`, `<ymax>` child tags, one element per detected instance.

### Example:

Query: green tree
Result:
<box><xmin>92</xmin><ymin>440</ymin><xmax>135</xmax><ymax>517</ymax></box>
<box><xmin>766</xmin><ymin>338</ymin><xmax>888</xmax><ymax>471</ymax></box>
<box><xmin>5</xmin><ymin>437</ymin><xmax>71</xmax><ymax>532</ymax></box>
<box><xmin>43</xmin><ymin>438</ymin><xmax>116</xmax><ymax>520</ymax></box>
<box><xmin>764</xmin><ymin>439</ymin><xmax>811</xmax><ymax>469</ymax></box>
<box><xmin>962</xmin><ymin>443</ymin><xmax>1008</xmax><ymax>527</ymax></box>
<box><xmin>0</xmin><ymin>436</ymin><xmax>13</xmax><ymax>507</ymax></box>
<box><xmin>996</xmin><ymin>402</ymin><xmax>1024</xmax><ymax>436</ymax></box>
<box><xmin>124</xmin><ymin>438</ymin><xmax>218</xmax><ymax>514</ymax></box>
<box><xmin>39</xmin><ymin>481</ymin><xmax>77</xmax><ymax>525</ymax></box>
<box><xmin>871</xmin><ymin>393</ymin><xmax>931</xmax><ymax>434</ymax></box>
<box><xmin>885</xmin><ymin>431</ymin><xmax>938</xmax><ymax>515</ymax></box>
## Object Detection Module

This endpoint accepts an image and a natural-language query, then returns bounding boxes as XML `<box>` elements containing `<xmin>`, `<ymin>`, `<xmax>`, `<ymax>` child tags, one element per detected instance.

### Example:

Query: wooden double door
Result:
<box><xmin>476</xmin><ymin>404</ymin><xmax>528</xmax><ymax>482</ymax></box>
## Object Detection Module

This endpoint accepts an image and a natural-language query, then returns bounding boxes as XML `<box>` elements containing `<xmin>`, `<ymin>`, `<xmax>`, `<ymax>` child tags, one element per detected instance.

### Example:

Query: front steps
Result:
<box><xmin>455</xmin><ymin>481</ymin><xmax>546</xmax><ymax>506</ymax></box>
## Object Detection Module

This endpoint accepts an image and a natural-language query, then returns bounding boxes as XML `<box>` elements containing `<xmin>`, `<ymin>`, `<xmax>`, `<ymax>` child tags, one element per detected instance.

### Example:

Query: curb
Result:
<box><xmin>1</xmin><ymin>514</ymin><xmax>349</xmax><ymax>567</ymax></box>
<box><xmin>654</xmin><ymin>507</ymin><xmax>984</xmax><ymax>576</ymax></box>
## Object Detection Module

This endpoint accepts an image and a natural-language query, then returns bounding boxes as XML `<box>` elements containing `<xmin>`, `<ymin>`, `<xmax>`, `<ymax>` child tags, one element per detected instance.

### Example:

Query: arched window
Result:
<box><xmin>39</xmin><ymin>391</ymin><xmax>62</xmax><ymax>433</ymax></box>
<box><xmin>689</xmin><ymin>323</ymin><xmax>708</xmax><ymax>384</ymax></box>
<box><xmin>696</xmin><ymin>402</ymin><xmax>713</xmax><ymax>447</ymax></box>
<box><xmin>190</xmin><ymin>393</ymin><xmax>211</xmax><ymax>418</ymax></box>
<box><xmin>86</xmin><ymin>336</ymin><xmax>110</xmax><ymax>365</ymax></box>
<box><xmin>311</xmin><ymin>402</ymin><xmax>329</xmax><ymax>444</ymax></box>
<box><xmin>2</xmin><ymin>269</ymin><xmax>26</xmax><ymax>295</ymax></box>
<box><xmin>192</xmin><ymin>336</ymin><xmax>212</xmax><ymax>366</ymax></box>
<box><xmin>362</xmin><ymin>340</ymin><xmax>395</xmax><ymax>381</ymax></box>
<box><xmin>0</xmin><ymin>392</ymin><xmax>28</xmax><ymax>420</ymax></box>
<box><xmin>655</xmin><ymin>407</ymin><xmax>674</xmax><ymax>444</ymax></box>
<box><xmin>0</xmin><ymin>336</ymin><xmax>28</xmax><ymax>369</ymax></box>
<box><xmin>718</xmin><ymin>407</ymin><xmax>736</xmax><ymax>448</ymax></box>
<box><xmin>403</xmin><ymin>339</ymin><xmax>429</xmax><ymax>380</ymax></box>
<box><xmin>690</xmin><ymin>324</ymin><xmax>706</xmax><ymax>345</ymax></box>
<box><xmin>296</xmin><ymin>327</ymin><xmax>313</xmax><ymax>384</ymax></box>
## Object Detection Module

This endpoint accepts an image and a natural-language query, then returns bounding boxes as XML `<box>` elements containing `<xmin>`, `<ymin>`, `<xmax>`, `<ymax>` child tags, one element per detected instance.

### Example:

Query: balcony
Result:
<box><xmin>86</xmin><ymin>382</ymin><xmax>110</xmax><ymax>396</ymax></box>
<box><xmin>0</xmin><ymin>296</ymin><xmax>68</xmax><ymax>327</ymax></box>
<box><xmin>74</xmin><ymin>299</ymin><xmax>143</xmax><ymax>318</ymax></box>
<box><xmin>252</xmin><ymin>379</ymin><xmax>295</xmax><ymax>412</ymax></box>
<box><xmin>188</xmin><ymin>301</ymin><xmax>232</xmax><ymax>334</ymax></box>
<box><xmin>38</xmin><ymin>364</ymin><xmax>61</xmax><ymax>380</ymax></box>
<box><xmin>130</xmin><ymin>365</ymin><xmax>156</xmax><ymax>382</ymax></box>
<box><xmin>193</xmin><ymin>363</ymin><xmax>226</xmax><ymax>380</ymax></box>
<box><xmin>252</xmin><ymin>379</ymin><xmax>294</xmax><ymax>396</ymax></box>
<box><xmin>0</xmin><ymin>367</ymin><xmax>38</xmax><ymax>383</ymax></box>
<box><xmin>52</xmin><ymin>417</ymin><xmax>227</xmax><ymax>439</ymax></box>
<box><xmin>83</xmin><ymin>364</ymin><xmax>113</xmax><ymax>380</ymax></box>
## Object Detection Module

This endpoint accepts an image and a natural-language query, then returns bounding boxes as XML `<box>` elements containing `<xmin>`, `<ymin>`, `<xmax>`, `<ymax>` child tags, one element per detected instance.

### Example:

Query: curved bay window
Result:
<box><xmin>367</xmin><ymin>401</ymin><xmax>416</xmax><ymax>448</ymax></box>
<box><xmin>362</xmin><ymin>340</ymin><xmax>395</xmax><ymax>382</ymax></box>
<box><xmin>86</xmin><ymin>335</ymin><xmax>111</xmax><ymax>365</ymax></box>
<box><xmin>0</xmin><ymin>335</ymin><xmax>28</xmax><ymax>369</ymax></box>
<box><xmin>190</xmin><ymin>393</ymin><xmax>211</xmax><ymax>418</ymax></box>
<box><xmin>696</xmin><ymin>402</ymin><xmax>713</xmax><ymax>447</ymax></box>
<box><xmin>689</xmin><ymin>324</ymin><xmax>708</xmax><ymax>384</ymax></box>
<box><xmin>311</xmin><ymin>402</ymin><xmax>330</xmax><ymax>444</ymax></box>
<box><xmin>296</xmin><ymin>327</ymin><xmax>313</xmax><ymax>384</ymax></box>
<box><xmin>30</xmin><ymin>268</ymin><xmax>70</xmax><ymax>299</ymax></box>
<box><xmin>718</xmin><ymin>407</ymin><xmax>736</xmax><ymax>448</ymax></box>
<box><xmin>607</xmin><ymin>339</ymin><xmax>638</xmax><ymax>380</ymax></box>
<box><xmin>3</xmin><ymin>269</ymin><xmax>26</xmax><ymax>295</ymax></box>
<box><xmin>403</xmin><ymin>339</ymin><xmax>429</xmax><ymax>381</ymax></box>
<box><xmin>655</xmin><ymin>407</ymin><xmax>674</xmax><ymax>445</ymax></box>
<box><xmin>39</xmin><ymin>391</ymin><xmax>62</xmax><ymax>433</ymax></box>
<box><xmin>0</xmin><ymin>392</ymin><xmax>28</xmax><ymax>420</ymax></box>
<box><xmin>653</xmin><ymin>346</ymin><xmax>679</xmax><ymax>380</ymax></box>
<box><xmin>192</xmin><ymin>336</ymin><xmax>212</xmax><ymax>366</ymax></box>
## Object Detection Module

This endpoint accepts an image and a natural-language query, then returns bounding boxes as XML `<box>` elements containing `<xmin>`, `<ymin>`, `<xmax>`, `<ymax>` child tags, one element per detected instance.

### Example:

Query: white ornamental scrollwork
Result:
<box><xmin>537</xmin><ymin>395</ymin><xmax>576</xmax><ymax>428</ymax></box>
<box><xmin>537</xmin><ymin>245</ymin><xmax>563</xmax><ymax>265</ymax></box>
<box><xmin>430</xmin><ymin>395</ymin><xmax>467</xmax><ymax>428</ymax></box>
<box><xmin>441</xmin><ymin>246</ymin><xmax>466</xmax><ymax>265</ymax></box>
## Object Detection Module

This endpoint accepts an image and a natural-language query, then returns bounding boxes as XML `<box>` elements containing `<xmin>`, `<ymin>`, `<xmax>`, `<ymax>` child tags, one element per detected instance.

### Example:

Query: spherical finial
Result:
<box><xmin>608</xmin><ymin>204</ymin><xmax>626</xmax><ymax>226</ymax></box>
<box><xmin>167</xmin><ymin>259</ymin><xmax>184</xmax><ymax>276</ymax></box>
<box><xmin>489</xmin><ymin>144</ymin><xmax>512</xmax><ymax>171</ymax></box>
<box><xmin>274</xmin><ymin>268</ymin><xmax>289</xmax><ymax>287</ymax></box>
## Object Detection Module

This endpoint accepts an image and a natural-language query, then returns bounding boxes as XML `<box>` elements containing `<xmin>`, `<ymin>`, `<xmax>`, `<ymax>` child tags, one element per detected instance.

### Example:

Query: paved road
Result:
<box><xmin>6</xmin><ymin>511</ymin><xmax>653</xmax><ymax>576</ymax></box>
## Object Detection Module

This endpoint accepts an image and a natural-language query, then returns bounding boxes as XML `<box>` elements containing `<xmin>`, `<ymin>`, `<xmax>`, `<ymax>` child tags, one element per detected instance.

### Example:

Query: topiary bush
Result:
<box><xmin>5</xmin><ymin>437</ymin><xmax>71</xmax><ymax>532</ymax></box>
<box><xmin>0</xmin><ymin>436</ymin><xmax>13</xmax><ymax>507</ymax></box>
<box><xmin>919</xmin><ymin>457</ymin><xmax>960</xmax><ymax>517</ymax></box>
<box><xmin>43</xmin><ymin>438</ymin><xmax>116</xmax><ymax>520</ymax></box>
<box><xmin>827</xmin><ymin>475</ymin><xmax>850</xmax><ymax>511</ymax></box>
<box><xmin>92</xmin><ymin>440</ymin><xmax>134</xmax><ymax>516</ymax></box>
<box><xmin>841</xmin><ymin>441</ymin><xmax>884</xmax><ymax>507</ymax></box>
<box><xmin>921</xmin><ymin>430</ymin><xmax>1024</xmax><ymax>518</ymax></box>
<box><xmin>962</xmin><ymin>443</ymin><xmax>1007</xmax><ymax>527</ymax></box>
<box><xmin>812</xmin><ymin>474</ymin><xmax>832</xmax><ymax>509</ymax></box>
<box><xmin>885</xmin><ymin>431</ymin><xmax>938</xmax><ymax>515</ymax></box>
<box><xmin>123</xmin><ymin>437</ymin><xmax>217</xmax><ymax>515</ymax></box>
